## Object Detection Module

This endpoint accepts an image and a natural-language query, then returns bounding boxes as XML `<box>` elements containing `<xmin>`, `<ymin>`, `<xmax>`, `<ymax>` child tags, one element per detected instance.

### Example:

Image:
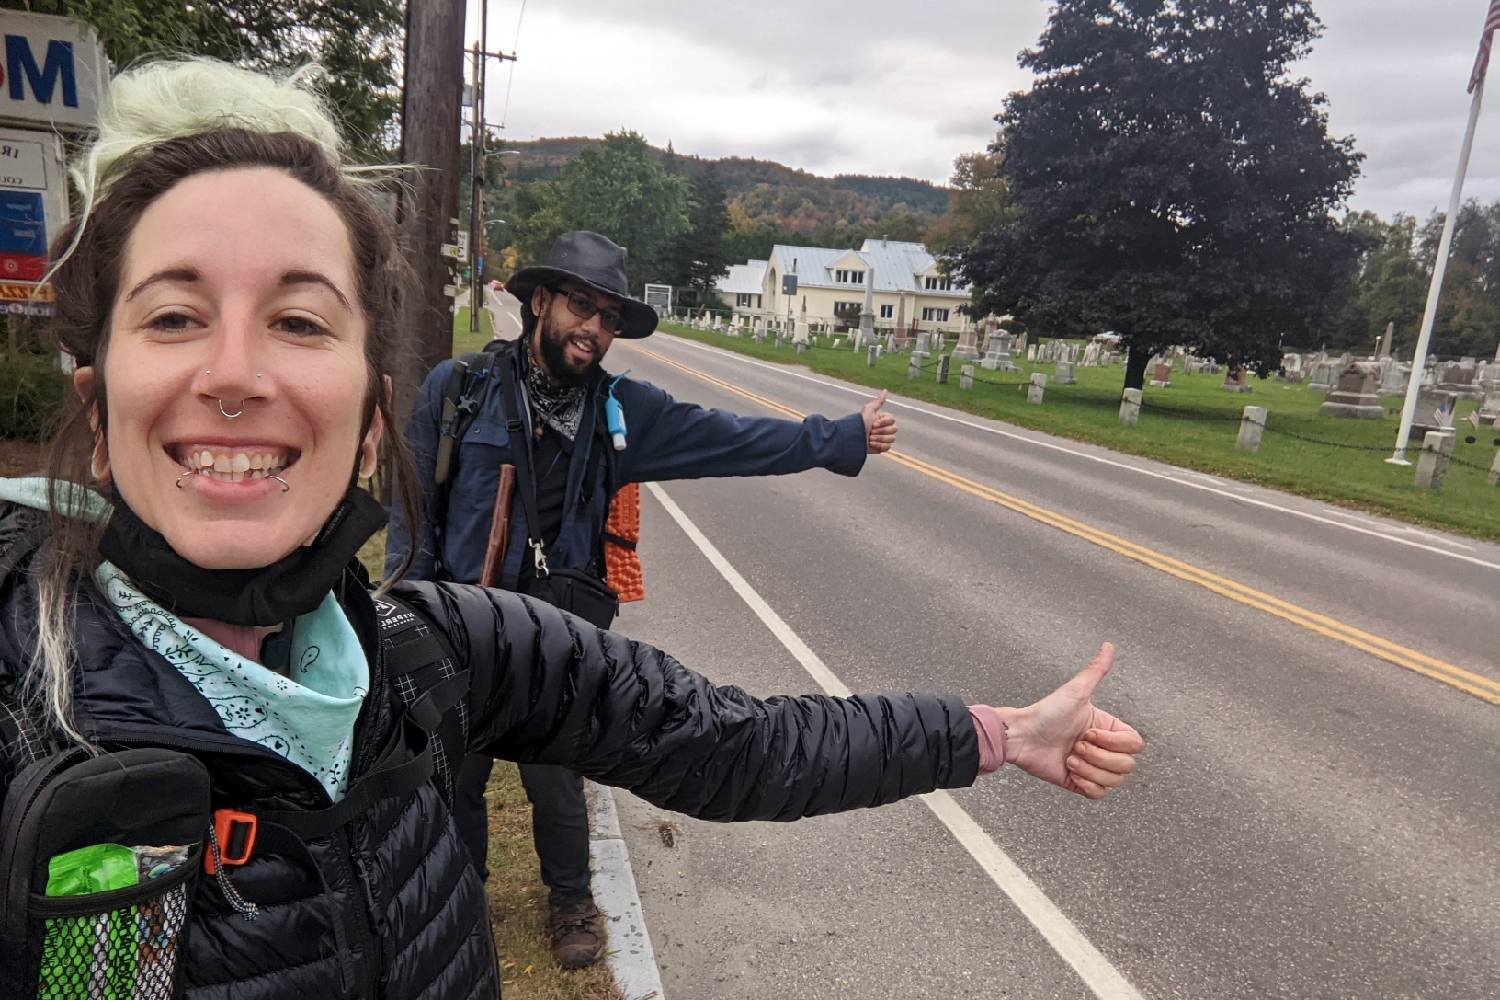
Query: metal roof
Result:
<box><xmin>753</xmin><ymin>240</ymin><xmax>968</xmax><ymax>296</ymax></box>
<box><xmin>716</xmin><ymin>259</ymin><xmax>768</xmax><ymax>296</ymax></box>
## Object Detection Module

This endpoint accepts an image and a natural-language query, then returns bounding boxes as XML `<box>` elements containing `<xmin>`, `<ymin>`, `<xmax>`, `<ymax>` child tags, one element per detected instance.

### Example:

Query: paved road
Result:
<box><xmin>603</xmin><ymin>332</ymin><xmax>1500</xmax><ymax>1000</ymax></box>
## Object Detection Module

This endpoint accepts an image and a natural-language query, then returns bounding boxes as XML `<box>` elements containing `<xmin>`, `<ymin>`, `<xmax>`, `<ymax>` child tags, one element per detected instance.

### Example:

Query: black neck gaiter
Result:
<box><xmin>98</xmin><ymin>486</ymin><xmax>388</xmax><ymax>626</ymax></box>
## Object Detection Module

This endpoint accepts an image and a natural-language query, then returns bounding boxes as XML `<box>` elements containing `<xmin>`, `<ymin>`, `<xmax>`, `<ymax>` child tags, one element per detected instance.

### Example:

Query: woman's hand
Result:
<box><xmin>997</xmin><ymin>643</ymin><xmax>1143</xmax><ymax>799</ymax></box>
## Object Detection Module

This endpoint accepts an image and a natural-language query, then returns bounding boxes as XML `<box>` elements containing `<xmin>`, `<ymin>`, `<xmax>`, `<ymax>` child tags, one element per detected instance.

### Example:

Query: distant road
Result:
<box><xmin>606</xmin><ymin>331</ymin><xmax>1500</xmax><ymax>1000</ymax></box>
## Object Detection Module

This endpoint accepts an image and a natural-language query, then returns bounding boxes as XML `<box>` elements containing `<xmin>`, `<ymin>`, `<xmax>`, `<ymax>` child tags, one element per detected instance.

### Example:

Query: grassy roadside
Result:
<box><xmin>657</xmin><ymin>322</ymin><xmax>1500</xmax><ymax>542</ymax></box>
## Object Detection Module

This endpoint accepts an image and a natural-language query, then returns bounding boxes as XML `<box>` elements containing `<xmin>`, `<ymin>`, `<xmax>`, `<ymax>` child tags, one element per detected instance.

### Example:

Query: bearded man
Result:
<box><xmin>388</xmin><ymin>230</ymin><xmax>896</xmax><ymax>969</ymax></box>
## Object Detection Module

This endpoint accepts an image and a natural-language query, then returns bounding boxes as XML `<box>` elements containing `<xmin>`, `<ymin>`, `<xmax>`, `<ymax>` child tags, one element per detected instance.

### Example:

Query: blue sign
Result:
<box><xmin>0</xmin><ymin>190</ymin><xmax>46</xmax><ymax>255</ymax></box>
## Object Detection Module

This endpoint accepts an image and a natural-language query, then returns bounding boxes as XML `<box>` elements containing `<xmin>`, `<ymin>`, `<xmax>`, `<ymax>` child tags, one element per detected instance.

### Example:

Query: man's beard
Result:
<box><xmin>536</xmin><ymin>313</ymin><xmax>605</xmax><ymax>387</ymax></box>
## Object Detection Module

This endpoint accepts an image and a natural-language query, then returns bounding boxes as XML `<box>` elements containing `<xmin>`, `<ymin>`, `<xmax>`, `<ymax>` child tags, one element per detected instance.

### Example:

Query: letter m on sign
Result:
<box><xmin>5</xmin><ymin>36</ymin><xmax>77</xmax><ymax>108</ymax></box>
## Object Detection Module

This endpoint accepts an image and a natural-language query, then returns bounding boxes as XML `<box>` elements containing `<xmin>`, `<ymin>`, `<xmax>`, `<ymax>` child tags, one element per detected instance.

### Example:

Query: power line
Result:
<box><xmin>499</xmin><ymin>0</ymin><xmax>528</xmax><ymax>129</ymax></box>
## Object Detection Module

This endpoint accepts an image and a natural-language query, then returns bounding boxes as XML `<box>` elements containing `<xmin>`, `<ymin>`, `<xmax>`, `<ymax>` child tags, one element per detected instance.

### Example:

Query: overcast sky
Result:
<box><xmin>469</xmin><ymin>0</ymin><xmax>1500</xmax><ymax>221</ymax></box>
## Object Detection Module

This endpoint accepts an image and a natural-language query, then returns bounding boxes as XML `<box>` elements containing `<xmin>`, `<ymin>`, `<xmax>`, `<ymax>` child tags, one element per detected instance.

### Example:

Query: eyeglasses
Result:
<box><xmin>549</xmin><ymin>286</ymin><xmax>624</xmax><ymax>334</ymax></box>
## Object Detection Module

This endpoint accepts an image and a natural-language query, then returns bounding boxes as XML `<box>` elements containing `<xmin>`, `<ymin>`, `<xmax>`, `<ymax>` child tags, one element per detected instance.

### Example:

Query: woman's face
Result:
<box><xmin>76</xmin><ymin>167</ymin><xmax>383</xmax><ymax>570</ymax></box>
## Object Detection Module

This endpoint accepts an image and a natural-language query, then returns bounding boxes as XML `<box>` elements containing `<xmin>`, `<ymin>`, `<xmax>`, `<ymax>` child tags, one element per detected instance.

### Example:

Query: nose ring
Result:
<box><xmin>218</xmin><ymin>399</ymin><xmax>244</xmax><ymax>419</ymax></box>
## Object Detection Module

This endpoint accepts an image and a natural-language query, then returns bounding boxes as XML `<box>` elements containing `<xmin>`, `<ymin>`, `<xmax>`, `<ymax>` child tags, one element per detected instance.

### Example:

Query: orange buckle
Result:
<box><xmin>204</xmin><ymin>809</ymin><xmax>258</xmax><ymax>875</ymax></box>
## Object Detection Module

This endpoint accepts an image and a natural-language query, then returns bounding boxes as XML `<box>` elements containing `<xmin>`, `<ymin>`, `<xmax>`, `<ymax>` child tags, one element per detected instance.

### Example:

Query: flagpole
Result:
<box><xmin>1387</xmin><ymin>80</ymin><xmax>1486</xmax><ymax>464</ymax></box>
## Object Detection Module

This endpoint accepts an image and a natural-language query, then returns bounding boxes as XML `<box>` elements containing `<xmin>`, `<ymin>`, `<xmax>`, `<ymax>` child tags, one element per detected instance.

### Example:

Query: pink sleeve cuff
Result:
<box><xmin>969</xmin><ymin>705</ymin><xmax>1007</xmax><ymax>774</ymax></box>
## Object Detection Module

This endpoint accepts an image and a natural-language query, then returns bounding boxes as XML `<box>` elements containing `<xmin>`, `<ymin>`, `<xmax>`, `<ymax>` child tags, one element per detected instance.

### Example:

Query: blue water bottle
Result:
<box><xmin>605</xmin><ymin>374</ymin><xmax>628</xmax><ymax>451</ymax></box>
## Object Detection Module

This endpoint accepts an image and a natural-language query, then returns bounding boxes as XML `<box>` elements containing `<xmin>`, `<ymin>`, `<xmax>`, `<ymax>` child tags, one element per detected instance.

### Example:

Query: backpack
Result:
<box><xmin>0</xmin><ymin>593</ymin><xmax>467</xmax><ymax>999</ymax></box>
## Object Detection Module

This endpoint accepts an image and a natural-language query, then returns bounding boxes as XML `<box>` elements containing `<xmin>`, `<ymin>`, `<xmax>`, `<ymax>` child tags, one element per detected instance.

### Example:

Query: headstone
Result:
<box><xmin>1222</xmin><ymin>368</ymin><xmax>1252</xmax><ymax>393</ymax></box>
<box><xmin>1013</xmin><ymin>333</ymin><xmax>1028</xmax><ymax>356</ymax></box>
<box><xmin>914</xmin><ymin>331</ymin><xmax>933</xmax><ymax>354</ymax></box>
<box><xmin>1306</xmin><ymin>361</ymin><xmax>1336</xmax><ymax>392</ymax></box>
<box><xmin>960</xmin><ymin>364</ymin><xmax>974</xmax><ymax>390</ymax></box>
<box><xmin>1379</xmin><ymin>361</ymin><xmax>1408</xmax><ymax>396</ymax></box>
<box><xmin>936</xmin><ymin>354</ymin><xmax>951</xmax><ymax>385</ymax></box>
<box><xmin>868</xmin><ymin>345</ymin><xmax>879</xmax><ymax>367</ymax></box>
<box><xmin>907</xmin><ymin>357</ymin><xmax>921</xmax><ymax>380</ymax></box>
<box><xmin>1028</xmin><ymin>372</ymin><xmax>1047</xmax><ymax>405</ymax></box>
<box><xmin>885</xmin><ymin>332</ymin><xmax>897</xmax><ymax>353</ymax></box>
<box><xmin>831</xmin><ymin>336</ymin><xmax>844</xmax><ymax>350</ymax></box>
<box><xmin>1490</xmin><ymin>448</ymin><xmax>1500</xmax><ymax>486</ymax></box>
<box><xmin>1236</xmin><ymin>406</ymin><xmax>1267</xmax><ymax>453</ymax></box>
<box><xmin>1411</xmin><ymin>388</ymin><xmax>1457</xmax><ymax>436</ymax></box>
<box><xmin>1027</xmin><ymin>345</ymin><xmax>1038</xmax><ymax>362</ymax></box>
<box><xmin>1477</xmin><ymin>390</ymin><xmax>1500</xmax><ymax>423</ymax></box>
<box><xmin>1438</xmin><ymin>362</ymin><xmax>1479</xmax><ymax>398</ymax></box>
<box><xmin>981</xmin><ymin>332</ymin><xmax>1018</xmax><ymax>372</ymax></box>
<box><xmin>1119</xmin><ymin>387</ymin><xmax>1142</xmax><ymax>425</ymax></box>
<box><xmin>1053</xmin><ymin>360</ymin><xmax>1077</xmax><ymax>385</ymax></box>
<box><xmin>1150</xmin><ymin>361</ymin><xmax>1172</xmax><ymax>388</ymax></box>
<box><xmin>1414</xmin><ymin>430</ymin><xmax>1455</xmax><ymax>489</ymax></box>
<box><xmin>951</xmin><ymin>326</ymin><xmax>980</xmax><ymax>361</ymax></box>
<box><xmin>1318</xmin><ymin>363</ymin><xmax>1383</xmax><ymax>419</ymax></box>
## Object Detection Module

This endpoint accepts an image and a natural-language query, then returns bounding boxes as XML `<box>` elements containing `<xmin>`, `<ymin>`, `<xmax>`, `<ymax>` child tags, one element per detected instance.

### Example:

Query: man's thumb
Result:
<box><xmin>867</xmin><ymin>389</ymin><xmax>889</xmax><ymax>413</ymax></box>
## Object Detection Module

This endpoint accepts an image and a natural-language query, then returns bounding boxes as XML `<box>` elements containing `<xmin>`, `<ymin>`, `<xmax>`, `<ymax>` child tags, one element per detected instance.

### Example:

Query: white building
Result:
<box><xmin>715</xmin><ymin>239</ymin><xmax>972</xmax><ymax>335</ymax></box>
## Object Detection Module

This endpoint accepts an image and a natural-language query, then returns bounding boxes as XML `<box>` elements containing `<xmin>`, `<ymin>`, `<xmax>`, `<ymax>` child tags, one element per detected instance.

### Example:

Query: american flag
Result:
<box><xmin>1469</xmin><ymin>0</ymin><xmax>1500</xmax><ymax>93</ymax></box>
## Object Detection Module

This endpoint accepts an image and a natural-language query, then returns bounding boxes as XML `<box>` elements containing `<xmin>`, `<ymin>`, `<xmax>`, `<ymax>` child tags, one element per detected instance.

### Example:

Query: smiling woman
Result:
<box><xmin>0</xmin><ymin>58</ymin><xmax>1141</xmax><ymax>1000</ymax></box>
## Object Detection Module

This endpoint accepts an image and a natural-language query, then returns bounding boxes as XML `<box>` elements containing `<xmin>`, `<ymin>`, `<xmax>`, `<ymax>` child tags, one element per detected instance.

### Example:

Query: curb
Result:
<box><xmin>585</xmin><ymin>780</ymin><xmax>665</xmax><ymax>1000</ymax></box>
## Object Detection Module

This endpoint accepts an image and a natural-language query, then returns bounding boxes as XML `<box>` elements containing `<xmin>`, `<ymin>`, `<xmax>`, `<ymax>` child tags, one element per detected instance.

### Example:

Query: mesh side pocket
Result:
<box><xmin>29</xmin><ymin>856</ymin><xmax>194</xmax><ymax>1000</ymax></box>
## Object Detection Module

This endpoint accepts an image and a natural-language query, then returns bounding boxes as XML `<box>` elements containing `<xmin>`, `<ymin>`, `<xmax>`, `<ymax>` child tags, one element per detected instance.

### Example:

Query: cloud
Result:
<box><xmin>476</xmin><ymin>0</ymin><xmax>1500</xmax><ymax>215</ymax></box>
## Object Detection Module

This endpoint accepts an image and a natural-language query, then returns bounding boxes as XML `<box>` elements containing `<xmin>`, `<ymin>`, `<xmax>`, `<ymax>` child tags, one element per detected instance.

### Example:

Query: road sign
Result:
<box><xmin>0</xmin><ymin>126</ymin><xmax>66</xmax><ymax>313</ymax></box>
<box><xmin>0</xmin><ymin>12</ymin><xmax>109</xmax><ymax>134</ymax></box>
<box><xmin>643</xmin><ymin>283</ymin><xmax>672</xmax><ymax>314</ymax></box>
<box><xmin>440</xmin><ymin>243</ymin><xmax>467</xmax><ymax>262</ymax></box>
<box><xmin>781</xmin><ymin>274</ymin><xmax>798</xmax><ymax>296</ymax></box>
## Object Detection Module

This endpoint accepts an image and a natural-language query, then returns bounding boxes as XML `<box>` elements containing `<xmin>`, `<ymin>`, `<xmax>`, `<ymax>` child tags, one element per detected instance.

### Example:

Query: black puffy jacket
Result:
<box><xmin>0</xmin><ymin>502</ymin><xmax>979</xmax><ymax>998</ymax></box>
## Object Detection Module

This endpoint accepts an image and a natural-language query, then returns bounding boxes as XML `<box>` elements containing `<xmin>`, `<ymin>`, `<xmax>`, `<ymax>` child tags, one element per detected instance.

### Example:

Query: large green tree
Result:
<box><xmin>9</xmin><ymin>0</ymin><xmax>403</xmax><ymax>157</ymax></box>
<box><xmin>663</xmin><ymin>164</ymin><xmax>731</xmax><ymax>303</ymax></box>
<box><xmin>951</xmin><ymin>0</ymin><xmax>1363</xmax><ymax>389</ymax></box>
<box><xmin>511</xmin><ymin>131</ymin><xmax>690</xmax><ymax>293</ymax></box>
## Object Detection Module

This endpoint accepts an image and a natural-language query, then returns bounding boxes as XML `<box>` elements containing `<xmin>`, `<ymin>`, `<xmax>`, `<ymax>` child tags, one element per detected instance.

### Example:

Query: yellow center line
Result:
<box><xmin>634</xmin><ymin>344</ymin><xmax>1500</xmax><ymax>708</ymax></box>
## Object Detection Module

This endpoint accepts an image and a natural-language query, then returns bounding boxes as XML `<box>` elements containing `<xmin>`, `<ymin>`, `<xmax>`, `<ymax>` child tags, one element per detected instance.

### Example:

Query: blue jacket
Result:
<box><xmin>387</xmin><ymin>343</ymin><xmax>869</xmax><ymax>586</ymax></box>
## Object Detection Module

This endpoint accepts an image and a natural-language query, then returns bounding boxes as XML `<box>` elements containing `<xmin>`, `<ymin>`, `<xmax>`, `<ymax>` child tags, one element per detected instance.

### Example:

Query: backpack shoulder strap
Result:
<box><xmin>372</xmin><ymin>594</ymin><xmax>470</xmax><ymax>807</ymax></box>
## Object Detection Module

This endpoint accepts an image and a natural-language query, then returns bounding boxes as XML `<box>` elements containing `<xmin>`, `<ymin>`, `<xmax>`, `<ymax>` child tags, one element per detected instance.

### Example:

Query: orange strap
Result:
<box><xmin>603</xmin><ymin>482</ymin><xmax>644</xmax><ymax>603</ymax></box>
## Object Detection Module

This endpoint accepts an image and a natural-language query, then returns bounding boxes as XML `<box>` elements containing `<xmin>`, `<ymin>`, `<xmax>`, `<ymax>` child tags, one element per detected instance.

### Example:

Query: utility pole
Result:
<box><xmin>468</xmin><ymin>1</ymin><xmax>515</xmax><ymax>338</ymax></box>
<box><xmin>395</xmin><ymin>0</ymin><xmax>466</xmax><ymax>430</ymax></box>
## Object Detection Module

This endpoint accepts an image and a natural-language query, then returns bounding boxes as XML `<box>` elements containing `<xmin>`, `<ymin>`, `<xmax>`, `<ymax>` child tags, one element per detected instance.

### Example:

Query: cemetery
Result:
<box><xmin>652</xmin><ymin>319</ymin><xmax>1500</xmax><ymax>541</ymax></box>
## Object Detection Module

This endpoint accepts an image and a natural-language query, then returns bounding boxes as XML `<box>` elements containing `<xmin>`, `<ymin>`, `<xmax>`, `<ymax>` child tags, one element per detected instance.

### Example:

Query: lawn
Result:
<box><xmin>660</xmin><ymin>322</ymin><xmax>1500</xmax><ymax>542</ymax></box>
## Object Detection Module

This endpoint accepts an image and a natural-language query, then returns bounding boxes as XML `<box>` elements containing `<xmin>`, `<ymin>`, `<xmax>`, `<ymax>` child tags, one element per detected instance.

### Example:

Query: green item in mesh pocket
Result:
<box><xmin>45</xmin><ymin>843</ymin><xmax>140</xmax><ymax>896</ymax></box>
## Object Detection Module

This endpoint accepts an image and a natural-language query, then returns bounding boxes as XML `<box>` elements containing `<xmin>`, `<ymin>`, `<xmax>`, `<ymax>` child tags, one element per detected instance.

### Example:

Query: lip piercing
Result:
<box><xmin>218</xmin><ymin>399</ymin><xmax>244</xmax><ymax>419</ymax></box>
<box><xmin>177</xmin><ymin>469</ymin><xmax>289</xmax><ymax>492</ymax></box>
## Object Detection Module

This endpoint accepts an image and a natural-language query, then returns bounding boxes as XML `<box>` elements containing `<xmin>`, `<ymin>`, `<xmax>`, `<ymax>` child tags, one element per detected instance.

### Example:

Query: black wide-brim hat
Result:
<box><xmin>507</xmin><ymin>230</ymin><xmax>658</xmax><ymax>339</ymax></box>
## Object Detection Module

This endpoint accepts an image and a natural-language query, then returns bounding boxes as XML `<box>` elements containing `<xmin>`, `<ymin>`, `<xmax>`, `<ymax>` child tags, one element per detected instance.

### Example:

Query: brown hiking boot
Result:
<box><xmin>547</xmin><ymin>894</ymin><xmax>604</xmax><ymax>969</ymax></box>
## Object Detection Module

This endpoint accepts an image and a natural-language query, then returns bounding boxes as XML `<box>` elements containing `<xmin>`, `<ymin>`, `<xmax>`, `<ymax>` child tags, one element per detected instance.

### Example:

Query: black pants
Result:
<box><xmin>455</xmin><ymin>753</ymin><xmax>591</xmax><ymax>899</ymax></box>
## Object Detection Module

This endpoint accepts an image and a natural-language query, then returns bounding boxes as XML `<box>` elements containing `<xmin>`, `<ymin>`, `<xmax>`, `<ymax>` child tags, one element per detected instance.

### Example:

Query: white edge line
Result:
<box><xmin>650</xmin><ymin>335</ymin><xmax>1500</xmax><ymax>573</ymax></box>
<box><xmin>644</xmin><ymin>481</ymin><xmax>1146</xmax><ymax>1000</ymax></box>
